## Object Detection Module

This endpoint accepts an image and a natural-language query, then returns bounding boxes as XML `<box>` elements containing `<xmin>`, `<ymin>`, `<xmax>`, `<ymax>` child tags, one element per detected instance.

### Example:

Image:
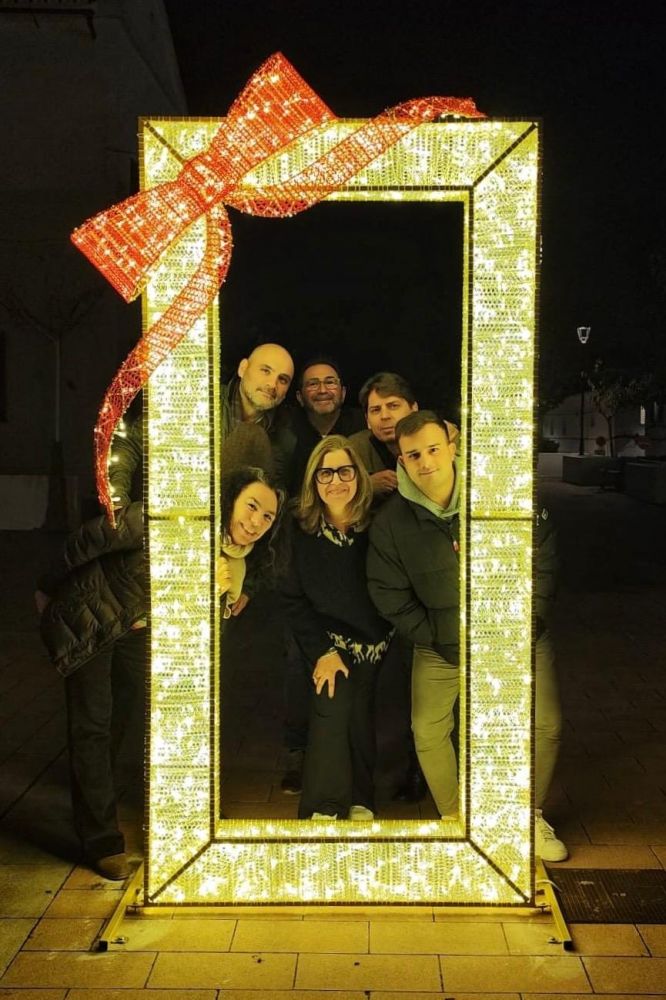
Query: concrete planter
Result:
<box><xmin>537</xmin><ymin>452</ymin><xmax>563</xmax><ymax>478</ymax></box>
<box><xmin>624</xmin><ymin>461</ymin><xmax>666</xmax><ymax>504</ymax></box>
<box><xmin>562</xmin><ymin>455</ymin><xmax>621</xmax><ymax>487</ymax></box>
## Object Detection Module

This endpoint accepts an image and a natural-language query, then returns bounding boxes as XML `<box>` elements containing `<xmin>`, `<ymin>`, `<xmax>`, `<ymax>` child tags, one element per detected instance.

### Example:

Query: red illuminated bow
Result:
<box><xmin>72</xmin><ymin>52</ymin><xmax>484</xmax><ymax>519</ymax></box>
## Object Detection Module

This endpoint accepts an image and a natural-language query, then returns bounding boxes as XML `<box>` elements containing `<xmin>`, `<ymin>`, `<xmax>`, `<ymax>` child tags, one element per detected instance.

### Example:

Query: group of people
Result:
<box><xmin>35</xmin><ymin>341</ymin><xmax>568</xmax><ymax>882</ymax></box>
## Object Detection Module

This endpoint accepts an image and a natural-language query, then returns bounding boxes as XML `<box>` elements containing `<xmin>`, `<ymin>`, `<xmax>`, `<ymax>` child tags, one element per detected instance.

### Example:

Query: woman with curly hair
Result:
<box><xmin>282</xmin><ymin>435</ymin><xmax>393</xmax><ymax>821</ymax></box>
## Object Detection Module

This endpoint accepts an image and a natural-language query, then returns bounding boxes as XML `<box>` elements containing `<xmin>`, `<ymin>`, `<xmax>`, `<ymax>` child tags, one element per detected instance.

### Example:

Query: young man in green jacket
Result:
<box><xmin>367</xmin><ymin>410</ymin><xmax>568</xmax><ymax>861</ymax></box>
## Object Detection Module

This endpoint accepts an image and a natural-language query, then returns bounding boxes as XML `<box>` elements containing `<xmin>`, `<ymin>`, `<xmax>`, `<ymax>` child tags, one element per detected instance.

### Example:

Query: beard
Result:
<box><xmin>241</xmin><ymin>381</ymin><xmax>278</xmax><ymax>412</ymax></box>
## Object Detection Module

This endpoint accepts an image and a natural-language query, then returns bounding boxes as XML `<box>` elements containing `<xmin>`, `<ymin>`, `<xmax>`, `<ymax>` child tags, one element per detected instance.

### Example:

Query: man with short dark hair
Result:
<box><xmin>349</xmin><ymin>372</ymin><xmax>427</xmax><ymax>802</ymax></box>
<box><xmin>350</xmin><ymin>372</ymin><xmax>419</xmax><ymax>499</ymax></box>
<box><xmin>367</xmin><ymin>410</ymin><xmax>568</xmax><ymax>861</ymax></box>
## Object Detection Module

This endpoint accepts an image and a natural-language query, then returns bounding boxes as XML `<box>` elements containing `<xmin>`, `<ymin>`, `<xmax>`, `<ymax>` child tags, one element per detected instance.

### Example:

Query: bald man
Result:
<box><xmin>108</xmin><ymin>342</ymin><xmax>296</xmax><ymax>509</ymax></box>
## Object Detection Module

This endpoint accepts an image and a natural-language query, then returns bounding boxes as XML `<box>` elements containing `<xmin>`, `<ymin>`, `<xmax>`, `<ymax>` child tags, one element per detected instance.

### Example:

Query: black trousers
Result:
<box><xmin>64</xmin><ymin>629</ymin><xmax>146</xmax><ymax>861</ymax></box>
<box><xmin>298</xmin><ymin>652</ymin><xmax>381</xmax><ymax>819</ymax></box>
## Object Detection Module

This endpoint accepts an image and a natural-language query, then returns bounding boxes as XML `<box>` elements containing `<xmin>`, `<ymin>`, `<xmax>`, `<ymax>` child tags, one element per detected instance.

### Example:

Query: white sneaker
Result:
<box><xmin>348</xmin><ymin>805</ymin><xmax>375</xmax><ymax>821</ymax></box>
<box><xmin>311</xmin><ymin>812</ymin><xmax>337</xmax><ymax>820</ymax></box>
<box><xmin>535</xmin><ymin>810</ymin><xmax>568</xmax><ymax>862</ymax></box>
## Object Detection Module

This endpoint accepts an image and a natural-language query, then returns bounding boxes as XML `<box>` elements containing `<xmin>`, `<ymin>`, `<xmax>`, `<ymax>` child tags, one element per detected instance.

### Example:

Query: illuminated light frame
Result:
<box><xmin>143</xmin><ymin>116</ymin><xmax>541</xmax><ymax>906</ymax></box>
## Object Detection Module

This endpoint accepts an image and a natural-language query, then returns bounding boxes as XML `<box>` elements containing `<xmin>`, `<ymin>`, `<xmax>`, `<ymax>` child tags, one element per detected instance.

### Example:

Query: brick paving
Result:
<box><xmin>1</xmin><ymin>477</ymin><xmax>665</xmax><ymax>996</ymax></box>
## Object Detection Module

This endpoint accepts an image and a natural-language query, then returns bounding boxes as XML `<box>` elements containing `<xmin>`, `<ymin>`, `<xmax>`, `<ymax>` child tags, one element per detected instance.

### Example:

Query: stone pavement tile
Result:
<box><xmin>220</xmin><ymin>771</ymin><xmax>273</xmax><ymax>804</ymax></box>
<box><xmin>650</xmin><ymin>846</ymin><xmax>666</xmax><ymax>868</ymax></box>
<box><xmin>374</xmin><ymin>995</ymin><xmax>519</xmax><ymax>1000</ymax></box>
<box><xmin>502</xmin><ymin>918</ymin><xmax>571</xmax><ymax>954</ymax></box>
<box><xmin>523</xmin><ymin>995</ymin><xmax>666</xmax><ymax>1000</ymax></box>
<box><xmin>305</xmin><ymin>906</ymin><xmax>435</xmax><ymax>922</ymax></box>
<box><xmin>121</xmin><ymin>917</ymin><xmax>235</xmax><ymax>951</ymax></box>
<box><xmin>61</xmin><ymin>866</ymin><xmax>119</xmax><ymax>890</ymax></box>
<box><xmin>217</xmin><ymin>992</ymin><xmax>366</xmax><ymax>1000</ymax></box>
<box><xmin>369</xmin><ymin>920</ymin><xmax>507</xmax><ymax>954</ymax></box>
<box><xmin>638</xmin><ymin>925</ymin><xmax>666</xmax><ymax>957</ymax></box>
<box><xmin>0</xmin><ymin>866</ymin><xmax>69</xmax><ymax>918</ymax></box>
<box><xmin>631</xmin><ymin>741</ymin><xmax>666</xmax><ymax>761</ymax></box>
<box><xmin>148</xmin><ymin>952</ymin><xmax>295</xmax><ymax>989</ymax></box>
<box><xmin>0</xmin><ymin>758</ymin><xmax>56</xmax><ymax>814</ymax></box>
<box><xmin>295</xmin><ymin>954</ymin><xmax>441</xmax><ymax>991</ymax></box>
<box><xmin>44</xmin><ymin>889</ymin><xmax>124</xmax><ymax>919</ymax></box>
<box><xmin>0</xmin><ymin>919</ymin><xmax>36</xmax><ymax>974</ymax></box>
<box><xmin>223</xmin><ymin>801</ymin><xmax>300</xmax><ymax>820</ymax></box>
<box><xmin>583</xmin><ymin>957</ymin><xmax>666</xmax><ymax>993</ymax></box>
<box><xmin>569</xmin><ymin>925</ymin><xmax>649</xmax><ymax>956</ymax></box>
<box><xmin>555</xmin><ymin>817</ymin><xmax>592</xmax><ymax>848</ymax></box>
<box><xmin>232</xmin><ymin>918</ymin><xmax>367</xmax><ymax>953</ymax></box>
<box><xmin>0</xmin><ymin>991</ymin><xmax>65</xmax><ymax>999</ymax></box>
<box><xmin>554</xmin><ymin>845</ymin><xmax>662</xmax><ymax>868</ymax></box>
<box><xmin>22</xmin><ymin>918</ymin><xmax>103</xmax><ymax>951</ymax></box>
<box><xmin>440</xmin><ymin>955</ymin><xmax>590</xmax><ymax>992</ymax></box>
<box><xmin>68</xmin><ymin>992</ymin><xmax>216</xmax><ymax>1000</ymax></box>
<box><xmin>0</xmin><ymin>830</ymin><xmax>61</xmax><ymax>866</ymax></box>
<box><xmin>0</xmin><ymin>950</ymin><xmax>155</xmax><ymax>988</ymax></box>
<box><xmin>581</xmin><ymin>820</ymin><xmax>666</xmax><ymax>846</ymax></box>
<box><xmin>628</xmin><ymin>804</ymin><xmax>666</xmax><ymax>823</ymax></box>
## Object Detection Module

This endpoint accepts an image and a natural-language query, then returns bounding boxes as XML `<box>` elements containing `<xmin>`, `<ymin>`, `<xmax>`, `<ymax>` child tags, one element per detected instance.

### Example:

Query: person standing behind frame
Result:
<box><xmin>367</xmin><ymin>410</ymin><xmax>568</xmax><ymax>861</ymax></box>
<box><xmin>281</xmin><ymin>436</ymin><xmax>393</xmax><ymax>820</ymax></box>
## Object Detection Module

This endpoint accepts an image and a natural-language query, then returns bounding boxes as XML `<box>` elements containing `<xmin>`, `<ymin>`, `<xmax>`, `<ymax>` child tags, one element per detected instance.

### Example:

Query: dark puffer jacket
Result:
<box><xmin>38</xmin><ymin>503</ymin><xmax>146</xmax><ymax>677</ymax></box>
<box><xmin>367</xmin><ymin>465</ymin><xmax>556</xmax><ymax>666</ymax></box>
<box><xmin>367</xmin><ymin>467</ymin><xmax>461</xmax><ymax>663</ymax></box>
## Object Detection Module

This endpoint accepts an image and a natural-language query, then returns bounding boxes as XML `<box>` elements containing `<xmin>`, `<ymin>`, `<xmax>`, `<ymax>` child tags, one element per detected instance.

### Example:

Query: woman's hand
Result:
<box><xmin>312</xmin><ymin>649</ymin><xmax>349</xmax><ymax>698</ymax></box>
<box><xmin>216</xmin><ymin>556</ymin><xmax>231</xmax><ymax>594</ymax></box>
<box><xmin>229</xmin><ymin>592</ymin><xmax>250</xmax><ymax>616</ymax></box>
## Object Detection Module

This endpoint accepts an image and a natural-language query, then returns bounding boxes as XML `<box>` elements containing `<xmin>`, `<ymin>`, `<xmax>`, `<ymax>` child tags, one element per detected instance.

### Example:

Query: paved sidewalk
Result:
<box><xmin>1</xmin><ymin>478</ymin><xmax>665</xmax><ymax>997</ymax></box>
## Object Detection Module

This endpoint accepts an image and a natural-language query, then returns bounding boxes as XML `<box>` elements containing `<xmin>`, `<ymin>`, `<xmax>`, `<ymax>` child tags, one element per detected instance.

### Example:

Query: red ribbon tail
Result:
<box><xmin>71</xmin><ymin>180</ymin><xmax>207</xmax><ymax>302</ymax></box>
<box><xmin>96</xmin><ymin>204</ymin><xmax>232</xmax><ymax>520</ymax></box>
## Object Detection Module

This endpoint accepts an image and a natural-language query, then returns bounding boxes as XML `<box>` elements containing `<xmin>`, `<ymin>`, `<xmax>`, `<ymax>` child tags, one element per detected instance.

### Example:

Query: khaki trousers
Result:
<box><xmin>411</xmin><ymin>632</ymin><xmax>561</xmax><ymax>816</ymax></box>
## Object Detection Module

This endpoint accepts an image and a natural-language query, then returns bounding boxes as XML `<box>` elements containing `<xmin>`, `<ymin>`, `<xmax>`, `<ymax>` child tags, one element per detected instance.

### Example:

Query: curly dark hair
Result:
<box><xmin>220</xmin><ymin>465</ymin><xmax>287</xmax><ymax>585</ymax></box>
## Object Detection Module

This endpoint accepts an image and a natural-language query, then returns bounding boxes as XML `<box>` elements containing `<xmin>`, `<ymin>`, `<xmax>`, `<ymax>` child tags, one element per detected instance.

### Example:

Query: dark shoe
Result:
<box><xmin>280</xmin><ymin>749</ymin><xmax>304</xmax><ymax>795</ymax></box>
<box><xmin>92</xmin><ymin>852</ymin><xmax>131</xmax><ymax>881</ymax></box>
<box><xmin>393</xmin><ymin>764</ymin><xmax>427</xmax><ymax>803</ymax></box>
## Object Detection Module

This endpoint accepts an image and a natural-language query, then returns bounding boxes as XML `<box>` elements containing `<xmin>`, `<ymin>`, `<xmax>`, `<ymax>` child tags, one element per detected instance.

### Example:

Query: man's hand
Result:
<box><xmin>216</xmin><ymin>557</ymin><xmax>231</xmax><ymax>594</ymax></box>
<box><xmin>370</xmin><ymin>469</ymin><xmax>398</xmax><ymax>497</ymax></box>
<box><xmin>229</xmin><ymin>592</ymin><xmax>250</xmax><ymax>616</ymax></box>
<box><xmin>34</xmin><ymin>590</ymin><xmax>50</xmax><ymax>615</ymax></box>
<box><xmin>312</xmin><ymin>649</ymin><xmax>349</xmax><ymax>698</ymax></box>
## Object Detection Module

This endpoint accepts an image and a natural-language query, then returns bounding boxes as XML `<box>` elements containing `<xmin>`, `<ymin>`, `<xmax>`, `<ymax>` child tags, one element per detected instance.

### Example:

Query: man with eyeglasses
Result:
<box><xmin>288</xmin><ymin>357</ymin><xmax>365</xmax><ymax>493</ymax></box>
<box><xmin>281</xmin><ymin>357</ymin><xmax>364</xmax><ymax>794</ymax></box>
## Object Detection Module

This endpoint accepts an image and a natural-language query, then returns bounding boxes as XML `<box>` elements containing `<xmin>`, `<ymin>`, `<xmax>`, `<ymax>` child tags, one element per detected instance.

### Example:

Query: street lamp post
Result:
<box><xmin>577</xmin><ymin>326</ymin><xmax>591</xmax><ymax>455</ymax></box>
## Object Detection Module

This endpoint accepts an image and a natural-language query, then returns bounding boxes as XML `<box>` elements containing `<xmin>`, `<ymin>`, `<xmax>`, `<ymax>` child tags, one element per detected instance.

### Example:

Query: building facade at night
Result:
<box><xmin>0</xmin><ymin>0</ymin><xmax>185</xmax><ymax>524</ymax></box>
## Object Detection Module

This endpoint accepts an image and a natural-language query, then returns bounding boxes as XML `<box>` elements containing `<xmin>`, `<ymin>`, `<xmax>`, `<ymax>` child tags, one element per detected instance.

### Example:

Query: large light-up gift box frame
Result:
<box><xmin>142</xmin><ymin>116</ymin><xmax>541</xmax><ymax>906</ymax></box>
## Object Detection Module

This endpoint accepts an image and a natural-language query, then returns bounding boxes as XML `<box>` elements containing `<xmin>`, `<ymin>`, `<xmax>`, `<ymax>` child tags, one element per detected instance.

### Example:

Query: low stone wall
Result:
<box><xmin>562</xmin><ymin>455</ymin><xmax>620</xmax><ymax>486</ymax></box>
<box><xmin>625</xmin><ymin>461</ymin><xmax>666</xmax><ymax>504</ymax></box>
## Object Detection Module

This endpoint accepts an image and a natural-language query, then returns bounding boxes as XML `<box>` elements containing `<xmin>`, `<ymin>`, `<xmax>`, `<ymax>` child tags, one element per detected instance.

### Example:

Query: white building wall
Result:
<box><xmin>542</xmin><ymin>391</ymin><xmax>645</xmax><ymax>455</ymax></box>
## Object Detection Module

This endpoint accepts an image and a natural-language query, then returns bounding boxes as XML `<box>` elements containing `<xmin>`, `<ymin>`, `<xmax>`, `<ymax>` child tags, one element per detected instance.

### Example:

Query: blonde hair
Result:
<box><xmin>295</xmin><ymin>435</ymin><xmax>373</xmax><ymax>535</ymax></box>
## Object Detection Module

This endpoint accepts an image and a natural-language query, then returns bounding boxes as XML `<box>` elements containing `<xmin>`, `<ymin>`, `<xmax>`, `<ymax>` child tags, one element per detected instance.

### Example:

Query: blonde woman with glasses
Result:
<box><xmin>282</xmin><ymin>435</ymin><xmax>393</xmax><ymax>821</ymax></box>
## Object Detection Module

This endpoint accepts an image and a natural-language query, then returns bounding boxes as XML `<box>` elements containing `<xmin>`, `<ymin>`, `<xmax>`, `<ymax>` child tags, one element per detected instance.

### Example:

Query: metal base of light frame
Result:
<box><xmin>97</xmin><ymin>859</ymin><xmax>573</xmax><ymax>951</ymax></box>
<box><xmin>141</xmin><ymin>116</ymin><xmax>542</xmax><ymax>907</ymax></box>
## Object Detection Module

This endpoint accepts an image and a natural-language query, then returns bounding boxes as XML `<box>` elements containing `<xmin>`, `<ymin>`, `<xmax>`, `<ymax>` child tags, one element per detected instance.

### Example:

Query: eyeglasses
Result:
<box><xmin>315</xmin><ymin>464</ymin><xmax>357</xmax><ymax>485</ymax></box>
<box><xmin>303</xmin><ymin>376</ymin><xmax>341</xmax><ymax>391</ymax></box>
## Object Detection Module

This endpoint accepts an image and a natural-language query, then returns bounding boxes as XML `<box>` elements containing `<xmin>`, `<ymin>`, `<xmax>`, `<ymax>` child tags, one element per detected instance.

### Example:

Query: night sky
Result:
<box><xmin>163</xmin><ymin>0</ymin><xmax>665</xmax><ymax>407</ymax></box>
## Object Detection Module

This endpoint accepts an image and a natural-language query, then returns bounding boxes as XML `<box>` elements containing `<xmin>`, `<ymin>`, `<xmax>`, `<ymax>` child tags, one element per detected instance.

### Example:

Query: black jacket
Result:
<box><xmin>367</xmin><ymin>468</ymin><xmax>556</xmax><ymax>665</ymax></box>
<box><xmin>38</xmin><ymin>503</ymin><xmax>146</xmax><ymax>677</ymax></box>
<box><xmin>281</xmin><ymin>517</ymin><xmax>390</xmax><ymax>665</ymax></box>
